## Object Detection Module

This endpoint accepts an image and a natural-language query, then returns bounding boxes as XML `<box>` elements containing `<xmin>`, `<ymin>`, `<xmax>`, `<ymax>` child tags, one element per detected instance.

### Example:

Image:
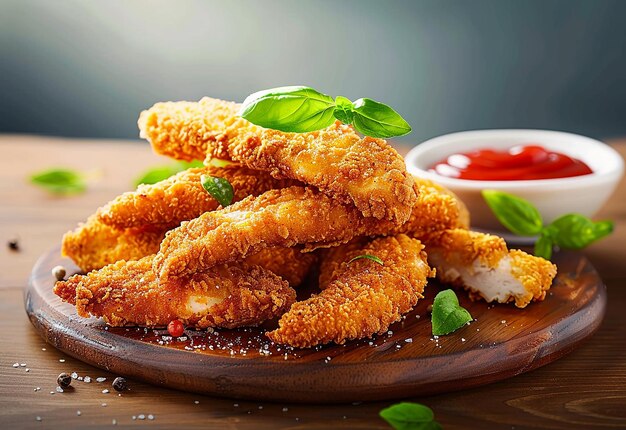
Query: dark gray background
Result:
<box><xmin>2</xmin><ymin>0</ymin><xmax>625</xmax><ymax>143</ymax></box>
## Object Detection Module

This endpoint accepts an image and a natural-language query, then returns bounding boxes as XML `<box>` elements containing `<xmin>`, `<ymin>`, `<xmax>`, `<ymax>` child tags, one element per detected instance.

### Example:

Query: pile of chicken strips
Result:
<box><xmin>54</xmin><ymin>97</ymin><xmax>557</xmax><ymax>348</ymax></box>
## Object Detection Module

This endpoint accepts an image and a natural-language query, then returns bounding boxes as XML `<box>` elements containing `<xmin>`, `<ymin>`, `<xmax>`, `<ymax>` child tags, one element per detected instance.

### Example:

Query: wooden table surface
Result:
<box><xmin>1</xmin><ymin>135</ymin><xmax>625</xmax><ymax>429</ymax></box>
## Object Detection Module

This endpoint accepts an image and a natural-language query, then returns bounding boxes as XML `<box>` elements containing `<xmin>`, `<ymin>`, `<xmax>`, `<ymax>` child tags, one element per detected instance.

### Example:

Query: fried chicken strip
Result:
<box><xmin>139</xmin><ymin>98</ymin><xmax>418</xmax><ymax>223</ymax></box>
<box><xmin>61</xmin><ymin>215</ymin><xmax>164</xmax><ymax>272</ymax></box>
<box><xmin>267</xmin><ymin>235</ymin><xmax>433</xmax><ymax>348</ymax></box>
<box><xmin>154</xmin><ymin>186</ymin><xmax>395</xmax><ymax>284</ymax></box>
<box><xmin>424</xmin><ymin>229</ymin><xmax>557</xmax><ymax>308</ymax></box>
<box><xmin>245</xmin><ymin>247</ymin><xmax>317</xmax><ymax>287</ymax></box>
<box><xmin>97</xmin><ymin>164</ymin><xmax>295</xmax><ymax>230</ymax></box>
<box><xmin>54</xmin><ymin>255</ymin><xmax>296</xmax><ymax>329</ymax></box>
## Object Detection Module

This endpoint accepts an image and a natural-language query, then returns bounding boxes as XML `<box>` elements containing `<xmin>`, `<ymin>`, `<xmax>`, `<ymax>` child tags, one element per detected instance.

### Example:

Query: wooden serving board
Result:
<box><xmin>25</xmin><ymin>246</ymin><xmax>606</xmax><ymax>403</ymax></box>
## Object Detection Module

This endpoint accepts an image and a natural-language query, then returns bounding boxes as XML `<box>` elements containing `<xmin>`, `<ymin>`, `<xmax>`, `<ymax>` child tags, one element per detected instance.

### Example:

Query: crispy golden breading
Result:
<box><xmin>61</xmin><ymin>215</ymin><xmax>164</xmax><ymax>272</ymax></box>
<box><xmin>97</xmin><ymin>165</ymin><xmax>295</xmax><ymax>230</ymax></box>
<box><xmin>245</xmin><ymin>247</ymin><xmax>317</xmax><ymax>287</ymax></box>
<box><xmin>138</xmin><ymin>97</ymin><xmax>239</xmax><ymax>161</ymax></box>
<box><xmin>267</xmin><ymin>235</ymin><xmax>433</xmax><ymax>348</ymax></box>
<box><xmin>154</xmin><ymin>186</ymin><xmax>395</xmax><ymax>284</ymax></box>
<box><xmin>54</xmin><ymin>255</ymin><xmax>295</xmax><ymax>329</ymax></box>
<box><xmin>424</xmin><ymin>229</ymin><xmax>557</xmax><ymax>308</ymax></box>
<box><xmin>139</xmin><ymin>98</ymin><xmax>418</xmax><ymax>223</ymax></box>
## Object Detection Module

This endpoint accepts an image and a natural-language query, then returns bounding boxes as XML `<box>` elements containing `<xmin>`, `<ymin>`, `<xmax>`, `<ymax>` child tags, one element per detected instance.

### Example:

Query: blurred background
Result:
<box><xmin>1</xmin><ymin>0</ymin><xmax>625</xmax><ymax>143</ymax></box>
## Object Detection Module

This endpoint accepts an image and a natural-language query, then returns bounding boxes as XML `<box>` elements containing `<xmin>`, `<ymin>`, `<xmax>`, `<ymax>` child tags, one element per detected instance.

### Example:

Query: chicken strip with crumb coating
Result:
<box><xmin>63</xmin><ymin>216</ymin><xmax>316</xmax><ymax>285</ymax></box>
<box><xmin>154</xmin><ymin>186</ymin><xmax>396</xmax><ymax>285</ymax></box>
<box><xmin>97</xmin><ymin>164</ymin><xmax>295</xmax><ymax>230</ymax></box>
<box><xmin>266</xmin><ymin>234</ymin><xmax>433</xmax><ymax>348</ymax></box>
<box><xmin>54</xmin><ymin>255</ymin><xmax>296</xmax><ymax>329</ymax></box>
<box><xmin>139</xmin><ymin>98</ymin><xmax>418</xmax><ymax>224</ymax></box>
<box><xmin>424</xmin><ymin>229</ymin><xmax>557</xmax><ymax>308</ymax></box>
<box><xmin>62</xmin><ymin>215</ymin><xmax>164</xmax><ymax>273</ymax></box>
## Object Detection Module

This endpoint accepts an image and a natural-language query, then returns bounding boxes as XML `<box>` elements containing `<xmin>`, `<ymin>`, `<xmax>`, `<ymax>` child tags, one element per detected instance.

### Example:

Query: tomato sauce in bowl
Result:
<box><xmin>429</xmin><ymin>145</ymin><xmax>593</xmax><ymax>181</ymax></box>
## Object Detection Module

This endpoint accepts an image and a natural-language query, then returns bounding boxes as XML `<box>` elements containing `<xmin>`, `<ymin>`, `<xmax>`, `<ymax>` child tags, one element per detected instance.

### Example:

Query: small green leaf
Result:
<box><xmin>534</xmin><ymin>232</ymin><xmax>553</xmax><ymax>260</ymax></box>
<box><xmin>333</xmin><ymin>95</ymin><xmax>355</xmax><ymax>125</ymax></box>
<box><xmin>134</xmin><ymin>160</ymin><xmax>204</xmax><ymax>186</ymax></box>
<box><xmin>239</xmin><ymin>86</ymin><xmax>336</xmax><ymax>133</ymax></box>
<box><xmin>431</xmin><ymin>289</ymin><xmax>472</xmax><ymax>336</ymax></box>
<box><xmin>351</xmin><ymin>98</ymin><xmax>412</xmax><ymax>138</ymax></box>
<box><xmin>347</xmin><ymin>254</ymin><xmax>384</xmax><ymax>266</ymax></box>
<box><xmin>30</xmin><ymin>168</ymin><xmax>86</xmax><ymax>194</ymax></box>
<box><xmin>380</xmin><ymin>402</ymin><xmax>441</xmax><ymax>430</ymax></box>
<box><xmin>201</xmin><ymin>175</ymin><xmax>234</xmax><ymax>207</ymax></box>
<box><xmin>482</xmin><ymin>190</ymin><xmax>543</xmax><ymax>236</ymax></box>
<box><xmin>134</xmin><ymin>165</ymin><xmax>182</xmax><ymax>186</ymax></box>
<box><xmin>549</xmin><ymin>214</ymin><xmax>614</xmax><ymax>250</ymax></box>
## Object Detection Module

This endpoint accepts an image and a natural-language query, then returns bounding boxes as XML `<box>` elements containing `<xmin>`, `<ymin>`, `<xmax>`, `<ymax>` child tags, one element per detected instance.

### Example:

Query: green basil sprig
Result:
<box><xmin>380</xmin><ymin>402</ymin><xmax>441</xmax><ymax>430</ymax></box>
<box><xmin>239</xmin><ymin>86</ymin><xmax>411</xmax><ymax>139</ymax></box>
<box><xmin>30</xmin><ymin>168</ymin><xmax>87</xmax><ymax>195</ymax></box>
<box><xmin>431</xmin><ymin>289</ymin><xmax>472</xmax><ymax>336</ymax></box>
<box><xmin>201</xmin><ymin>175</ymin><xmax>234</xmax><ymax>207</ymax></box>
<box><xmin>482</xmin><ymin>190</ymin><xmax>613</xmax><ymax>260</ymax></box>
<box><xmin>347</xmin><ymin>254</ymin><xmax>384</xmax><ymax>266</ymax></box>
<box><xmin>135</xmin><ymin>160</ymin><xmax>204</xmax><ymax>186</ymax></box>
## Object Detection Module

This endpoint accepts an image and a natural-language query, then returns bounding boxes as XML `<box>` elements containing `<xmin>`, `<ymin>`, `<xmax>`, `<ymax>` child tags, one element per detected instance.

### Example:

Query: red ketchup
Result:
<box><xmin>429</xmin><ymin>144</ymin><xmax>593</xmax><ymax>181</ymax></box>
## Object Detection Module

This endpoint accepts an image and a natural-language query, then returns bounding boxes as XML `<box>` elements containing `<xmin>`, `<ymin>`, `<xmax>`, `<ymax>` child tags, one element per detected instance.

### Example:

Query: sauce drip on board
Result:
<box><xmin>429</xmin><ymin>145</ymin><xmax>593</xmax><ymax>181</ymax></box>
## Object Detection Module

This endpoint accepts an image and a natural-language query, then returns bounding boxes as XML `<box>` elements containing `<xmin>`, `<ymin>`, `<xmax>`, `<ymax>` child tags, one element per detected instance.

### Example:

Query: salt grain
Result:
<box><xmin>36</xmin><ymin>416</ymin><xmax>41</xmax><ymax>421</ymax></box>
<box><xmin>56</xmin><ymin>386</ymin><xmax>64</xmax><ymax>393</ymax></box>
<box><xmin>59</xmin><ymin>359</ymin><xmax>65</xmax><ymax>363</ymax></box>
<box><xmin>25</xmin><ymin>369</ymin><xmax>30</xmax><ymax>372</ymax></box>
<box><xmin>96</xmin><ymin>377</ymin><xmax>107</xmax><ymax>382</ymax></box>
<box><xmin>42</xmin><ymin>348</ymin><xmax>46</xmax><ymax>351</ymax></box>
<box><xmin>405</xmin><ymin>338</ymin><xmax>413</xmax><ymax>343</ymax></box>
<box><xmin>233</xmin><ymin>403</ymin><xmax>239</xmax><ymax>407</ymax></box>
<box><xmin>132</xmin><ymin>416</ymin><xmax>137</xmax><ymax>420</ymax></box>
<box><xmin>20</xmin><ymin>363</ymin><xmax>26</xmax><ymax>367</ymax></box>
<box><xmin>282</xmin><ymin>407</ymin><xmax>288</xmax><ymax>412</ymax></box>
<box><xmin>71</xmin><ymin>372</ymin><xmax>78</xmax><ymax>379</ymax></box>
<box><xmin>148</xmin><ymin>414</ymin><xmax>154</xmax><ymax>420</ymax></box>
<box><xmin>102</xmin><ymin>389</ymin><xmax>110</xmax><ymax>394</ymax></box>
<box><xmin>12</xmin><ymin>363</ymin><xmax>19</xmax><ymax>368</ymax></box>
<box><xmin>84</xmin><ymin>376</ymin><xmax>91</xmax><ymax>383</ymax></box>
<box><xmin>194</xmin><ymin>400</ymin><xmax>199</xmax><ymax>404</ymax></box>
<box><xmin>138</xmin><ymin>414</ymin><xmax>146</xmax><ymax>420</ymax></box>
<box><xmin>77</xmin><ymin>411</ymin><xmax>81</xmax><ymax>416</ymax></box>
<box><xmin>102</xmin><ymin>403</ymin><xmax>107</xmax><ymax>407</ymax></box>
<box><xmin>112</xmin><ymin>419</ymin><xmax>117</xmax><ymax>425</ymax></box>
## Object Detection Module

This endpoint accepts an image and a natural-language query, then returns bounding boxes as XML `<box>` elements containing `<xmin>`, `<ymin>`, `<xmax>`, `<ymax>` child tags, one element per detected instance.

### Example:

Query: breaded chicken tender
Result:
<box><xmin>267</xmin><ymin>235</ymin><xmax>433</xmax><ymax>348</ymax></box>
<box><xmin>54</xmin><ymin>255</ymin><xmax>295</xmax><ymax>329</ymax></box>
<box><xmin>62</xmin><ymin>215</ymin><xmax>164</xmax><ymax>272</ymax></box>
<box><xmin>138</xmin><ymin>97</ymin><xmax>239</xmax><ymax>162</ymax></box>
<box><xmin>97</xmin><ymin>164</ymin><xmax>295</xmax><ymax>230</ymax></box>
<box><xmin>424</xmin><ymin>229</ymin><xmax>557</xmax><ymax>308</ymax></box>
<box><xmin>139</xmin><ymin>98</ymin><xmax>418</xmax><ymax>224</ymax></box>
<box><xmin>154</xmin><ymin>186</ymin><xmax>396</xmax><ymax>284</ymax></box>
<box><xmin>392</xmin><ymin>176</ymin><xmax>470</xmax><ymax>238</ymax></box>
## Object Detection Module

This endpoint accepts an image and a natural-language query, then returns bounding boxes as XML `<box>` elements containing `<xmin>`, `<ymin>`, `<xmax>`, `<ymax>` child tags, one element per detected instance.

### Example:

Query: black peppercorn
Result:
<box><xmin>8</xmin><ymin>239</ymin><xmax>19</xmax><ymax>251</ymax></box>
<box><xmin>57</xmin><ymin>373</ymin><xmax>72</xmax><ymax>388</ymax></box>
<box><xmin>112</xmin><ymin>377</ymin><xmax>127</xmax><ymax>392</ymax></box>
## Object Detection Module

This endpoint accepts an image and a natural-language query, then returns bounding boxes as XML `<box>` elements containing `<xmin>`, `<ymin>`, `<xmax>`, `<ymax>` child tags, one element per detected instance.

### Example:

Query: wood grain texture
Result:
<box><xmin>25</xmin><ymin>246</ymin><xmax>606</xmax><ymax>403</ymax></box>
<box><xmin>1</xmin><ymin>135</ymin><xmax>625</xmax><ymax>428</ymax></box>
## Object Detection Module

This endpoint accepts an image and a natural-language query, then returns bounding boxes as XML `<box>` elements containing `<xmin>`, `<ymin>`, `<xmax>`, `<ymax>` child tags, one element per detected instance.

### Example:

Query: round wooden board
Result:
<box><xmin>25</xmin><ymin>246</ymin><xmax>606</xmax><ymax>404</ymax></box>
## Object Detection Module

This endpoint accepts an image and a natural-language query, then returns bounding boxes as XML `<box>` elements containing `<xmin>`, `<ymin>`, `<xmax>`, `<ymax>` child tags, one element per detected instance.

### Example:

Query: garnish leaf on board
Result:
<box><xmin>134</xmin><ymin>160</ymin><xmax>204</xmax><ymax>186</ymax></box>
<box><xmin>239</xmin><ymin>86</ymin><xmax>411</xmax><ymax>138</ymax></box>
<box><xmin>431</xmin><ymin>289</ymin><xmax>472</xmax><ymax>336</ymax></box>
<box><xmin>30</xmin><ymin>168</ymin><xmax>86</xmax><ymax>194</ymax></box>
<box><xmin>483</xmin><ymin>189</ymin><xmax>614</xmax><ymax>260</ymax></box>
<box><xmin>201</xmin><ymin>175</ymin><xmax>234</xmax><ymax>207</ymax></box>
<box><xmin>481</xmin><ymin>190</ymin><xmax>543</xmax><ymax>236</ymax></box>
<box><xmin>347</xmin><ymin>254</ymin><xmax>384</xmax><ymax>266</ymax></box>
<box><xmin>379</xmin><ymin>402</ymin><xmax>441</xmax><ymax>430</ymax></box>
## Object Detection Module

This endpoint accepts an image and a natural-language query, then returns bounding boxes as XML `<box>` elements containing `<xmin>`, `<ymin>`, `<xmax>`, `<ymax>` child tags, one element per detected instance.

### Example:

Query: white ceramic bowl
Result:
<box><xmin>405</xmin><ymin>129</ymin><xmax>624</xmax><ymax>232</ymax></box>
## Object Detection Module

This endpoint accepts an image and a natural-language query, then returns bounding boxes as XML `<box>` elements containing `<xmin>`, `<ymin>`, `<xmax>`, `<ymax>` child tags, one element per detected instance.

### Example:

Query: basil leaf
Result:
<box><xmin>351</xmin><ymin>98</ymin><xmax>412</xmax><ymax>138</ymax></box>
<box><xmin>347</xmin><ymin>254</ymin><xmax>384</xmax><ymax>266</ymax></box>
<box><xmin>333</xmin><ymin>95</ymin><xmax>355</xmax><ymax>125</ymax></box>
<box><xmin>431</xmin><ymin>289</ymin><xmax>472</xmax><ymax>336</ymax></box>
<box><xmin>534</xmin><ymin>232</ymin><xmax>553</xmax><ymax>260</ymax></box>
<box><xmin>239</xmin><ymin>86</ymin><xmax>336</xmax><ymax>133</ymax></box>
<box><xmin>134</xmin><ymin>160</ymin><xmax>204</xmax><ymax>186</ymax></box>
<box><xmin>201</xmin><ymin>175</ymin><xmax>234</xmax><ymax>207</ymax></box>
<box><xmin>30</xmin><ymin>169</ymin><xmax>86</xmax><ymax>194</ymax></box>
<box><xmin>549</xmin><ymin>214</ymin><xmax>614</xmax><ymax>250</ymax></box>
<box><xmin>482</xmin><ymin>190</ymin><xmax>543</xmax><ymax>236</ymax></box>
<box><xmin>380</xmin><ymin>402</ymin><xmax>441</xmax><ymax>430</ymax></box>
<box><xmin>134</xmin><ymin>165</ymin><xmax>182</xmax><ymax>186</ymax></box>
